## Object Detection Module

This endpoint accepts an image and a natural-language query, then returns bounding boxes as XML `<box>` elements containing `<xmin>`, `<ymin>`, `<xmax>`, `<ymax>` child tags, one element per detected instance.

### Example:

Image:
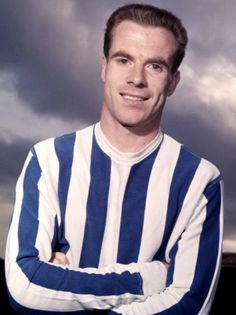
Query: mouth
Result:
<box><xmin>120</xmin><ymin>93</ymin><xmax>149</xmax><ymax>102</ymax></box>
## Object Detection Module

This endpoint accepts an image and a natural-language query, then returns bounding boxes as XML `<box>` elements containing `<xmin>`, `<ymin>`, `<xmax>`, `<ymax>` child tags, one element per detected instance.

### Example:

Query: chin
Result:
<box><xmin>118</xmin><ymin>115</ymin><xmax>144</xmax><ymax>128</ymax></box>
<box><xmin>119</xmin><ymin>120</ymin><xmax>145</xmax><ymax>129</ymax></box>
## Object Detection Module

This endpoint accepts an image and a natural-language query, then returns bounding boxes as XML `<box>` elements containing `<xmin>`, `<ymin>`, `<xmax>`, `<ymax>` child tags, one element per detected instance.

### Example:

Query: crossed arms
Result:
<box><xmin>5</xmin><ymin>148</ymin><xmax>224</xmax><ymax>314</ymax></box>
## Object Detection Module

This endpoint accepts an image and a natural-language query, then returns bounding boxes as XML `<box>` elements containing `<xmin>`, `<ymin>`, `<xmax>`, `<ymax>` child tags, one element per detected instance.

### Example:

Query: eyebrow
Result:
<box><xmin>109</xmin><ymin>50</ymin><xmax>134</xmax><ymax>61</ymax></box>
<box><xmin>109</xmin><ymin>50</ymin><xmax>170</xmax><ymax>70</ymax></box>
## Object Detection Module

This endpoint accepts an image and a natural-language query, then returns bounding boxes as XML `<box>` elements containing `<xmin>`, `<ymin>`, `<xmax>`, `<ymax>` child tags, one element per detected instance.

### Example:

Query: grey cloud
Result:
<box><xmin>0</xmin><ymin>0</ymin><xmax>105</xmax><ymax>122</ymax></box>
<box><xmin>152</xmin><ymin>0</ymin><xmax>236</xmax><ymax>66</ymax></box>
<box><xmin>0</xmin><ymin>137</ymin><xmax>32</xmax><ymax>183</ymax></box>
<box><xmin>0</xmin><ymin>136</ymin><xmax>33</xmax><ymax>203</ymax></box>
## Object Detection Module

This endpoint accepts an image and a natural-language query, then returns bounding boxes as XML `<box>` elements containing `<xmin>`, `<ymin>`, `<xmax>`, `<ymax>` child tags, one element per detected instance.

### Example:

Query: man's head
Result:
<box><xmin>103</xmin><ymin>3</ymin><xmax>188</xmax><ymax>73</ymax></box>
<box><xmin>100</xmin><ymin>4</ymin><xmax>187</xmax><ymax>137</ymax></box>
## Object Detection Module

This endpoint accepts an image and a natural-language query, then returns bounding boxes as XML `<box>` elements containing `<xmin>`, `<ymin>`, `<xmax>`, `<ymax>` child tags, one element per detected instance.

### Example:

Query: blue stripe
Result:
<box><xmin>166</xmin><ymin>240</ymin><xmax>179</xmax><ymax>287</ymax></box>
<box><xmin>54</xmin><ymin>132</ymin><xmax>76</xmax><ymax>254</ymax></box>
<box><xmin>31</xmin><ymin>264</ymin><xmax>142</xmax><ymax>295</ymax></box>
<box><xmin>154</xmin><ymin>145</ymin><xmax>201</xmax><ymax>262</ymax></box>
<box><xmin>156</xmin><ymin>177</ymin><xmax>222</xmax><ymax>315</ymax></box>
<box><xmin>117</xmin><ymin>147</ymin><xmax>160</xmax><ymax>264</ymax></box>
<box><xmin>79</xmin><ymin>134</ymin><xmax>111</xmax><ymax>268</ymax></box>
<box><xmin>16</xmin><ymin>261</ymin><xmax>143</xmax><ymax>299</ymax></box>
<box><xmin>17</xmin><ymin>149</ymin><xmax>41</xmax><ymax>275</ymax></box>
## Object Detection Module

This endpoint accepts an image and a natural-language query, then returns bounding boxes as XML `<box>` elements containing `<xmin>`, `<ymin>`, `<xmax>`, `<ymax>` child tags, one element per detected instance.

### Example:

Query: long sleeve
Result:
<box><xmin>5</xmin><ymin>128</ymin><xmax>223</xmax><ymax>315</ymax></box>
<box><xmin>108</xmin><ymin>175</ymin><xmax>224</xmax><ymax>315</ymax></box>
<box><xmin>5</xmin><ymin>147</ymin><xmax>167</xmax><ymax>313</ymax></box>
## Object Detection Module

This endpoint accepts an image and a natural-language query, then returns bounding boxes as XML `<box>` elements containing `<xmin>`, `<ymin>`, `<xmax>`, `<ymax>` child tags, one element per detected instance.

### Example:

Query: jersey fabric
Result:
<box><xmin>5</xmin><ymin>123</ymin><xmax>223</xmax><ymax>315</ymax></box>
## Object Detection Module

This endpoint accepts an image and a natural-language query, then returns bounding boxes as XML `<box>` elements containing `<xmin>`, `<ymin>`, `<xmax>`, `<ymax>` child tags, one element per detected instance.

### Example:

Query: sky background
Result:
<box><xmin>0</xmin><ymin>0</ymin><xmax>235</xmax><ymax>258</ymax></box>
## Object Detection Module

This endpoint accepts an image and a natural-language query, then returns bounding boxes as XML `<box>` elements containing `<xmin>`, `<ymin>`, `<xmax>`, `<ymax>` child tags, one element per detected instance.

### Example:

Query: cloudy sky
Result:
<box><xmin>0</xmin><ymin>0</ymin><xmax>235</xmax><ymax>258</ymax></box>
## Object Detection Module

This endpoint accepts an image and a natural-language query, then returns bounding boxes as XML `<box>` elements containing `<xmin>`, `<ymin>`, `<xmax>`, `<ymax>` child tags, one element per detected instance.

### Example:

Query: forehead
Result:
<box><xmin>110</xmin><ymin>20</ymin><xmax>178</xmax><ymax>61</ymax></box>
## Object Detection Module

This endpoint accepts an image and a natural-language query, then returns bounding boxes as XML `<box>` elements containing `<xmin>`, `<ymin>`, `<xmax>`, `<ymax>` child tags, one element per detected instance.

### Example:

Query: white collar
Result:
<box><xmin>94</xmin><ymin>122</ymin><xmax>163</xmax><ymax>166</ymax></box>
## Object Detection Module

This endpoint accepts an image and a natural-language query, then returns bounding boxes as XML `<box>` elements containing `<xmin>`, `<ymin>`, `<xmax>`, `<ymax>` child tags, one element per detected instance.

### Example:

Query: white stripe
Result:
<box><xmin>138</xmin><ymin>135</ymin><xmax>181</xmax><ymax>262</ymax></box>
<box><xmin>65</xmin><ymin>127</ymin><xmax>93</xmax><ymax>266</ymax></box>
<box><xmin>35</xmin><ymin>138</ymin><xmax>60</xmax><ymax>261</ymax></box>
<box><xmin>36</xmin><ymin>176</ymin><xmax>57</xmax><ymax>261</ymax></box>
<box><xmin>99</xmin><ymin>162</ymin><xmax>131</xmax><ymax>267</ymax></box>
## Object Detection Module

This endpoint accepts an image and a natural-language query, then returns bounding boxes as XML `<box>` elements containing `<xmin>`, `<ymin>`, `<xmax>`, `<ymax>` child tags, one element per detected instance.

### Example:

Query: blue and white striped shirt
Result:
<box><xmin>5</xmin><ymin>123</ymin><xmax>223</xmax><ymax>314</ymax></box>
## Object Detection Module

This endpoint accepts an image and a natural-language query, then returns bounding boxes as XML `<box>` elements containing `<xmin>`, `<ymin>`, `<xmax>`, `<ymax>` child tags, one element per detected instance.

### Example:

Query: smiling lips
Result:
<box><xmin>120</xmin><ymin>93</ymin><xmax>149</xmax><ymax>102</ymax></box>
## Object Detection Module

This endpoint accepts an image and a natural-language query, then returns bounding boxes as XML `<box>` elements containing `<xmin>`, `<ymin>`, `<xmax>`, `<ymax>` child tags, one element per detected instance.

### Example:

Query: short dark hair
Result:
<box><xmin>103</xmin><ymin>4</ymin><xmax>188</xmax><ymax>73</ymax></box>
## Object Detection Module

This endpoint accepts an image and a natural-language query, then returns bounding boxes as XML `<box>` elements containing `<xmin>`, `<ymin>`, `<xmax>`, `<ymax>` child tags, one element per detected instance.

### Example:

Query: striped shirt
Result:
<box><xmin>5</xmin><ymin>123</ymin><xmax>223</xmax><ymax>315</ymax></box>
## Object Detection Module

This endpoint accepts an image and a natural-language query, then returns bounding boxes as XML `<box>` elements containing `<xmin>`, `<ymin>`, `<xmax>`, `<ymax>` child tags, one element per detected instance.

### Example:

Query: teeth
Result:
<box><xmin>123</xmin><ymin>94</ymin><xmax>145</xmax><ymax>101</ymax></box>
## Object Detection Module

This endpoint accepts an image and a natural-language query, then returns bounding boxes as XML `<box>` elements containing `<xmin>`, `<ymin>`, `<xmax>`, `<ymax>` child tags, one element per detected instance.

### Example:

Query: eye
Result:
<box><xmin>148</xmin><ymin>63</ymin><xmax>163</xmax><ymax>71</ymax></box>
<box><xmin>117</xmin><ymin>58</ymin><xmax>129</xmax><ymax>65</ymax></box>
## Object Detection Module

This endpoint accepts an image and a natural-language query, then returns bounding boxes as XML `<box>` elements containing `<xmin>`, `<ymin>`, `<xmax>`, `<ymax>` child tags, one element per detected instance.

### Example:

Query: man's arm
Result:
<box><xmin>5</xmin><ymin>149</ymin><xmax>167</xmax><ymax>313</ymax></box>
<box><xmin>107</xmin><ymin>175</ymin><xmax>224</xmax><ymax>315</ymax></box>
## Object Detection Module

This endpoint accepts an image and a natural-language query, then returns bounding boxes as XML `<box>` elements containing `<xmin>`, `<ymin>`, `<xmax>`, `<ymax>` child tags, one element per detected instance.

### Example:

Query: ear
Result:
<box><xmin>167</xmin><ymin>70</ymin><xmax>180</xmax><ymax>96</ymax></box>
<box><xmin>101</xmin><ymin>56</ymin><xmax>107</xmax><ymax>82</ymax></box>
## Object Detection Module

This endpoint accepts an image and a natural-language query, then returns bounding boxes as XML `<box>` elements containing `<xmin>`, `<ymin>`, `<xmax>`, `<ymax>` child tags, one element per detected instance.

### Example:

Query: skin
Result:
<box><xmin>100</xmin><ymin>20</ymin><xmax>180</xmax><ymax>152</ymax></box>
<box><xmin>50</xmin><ymin>252</ymin><xmax>70</xmax><ymax>266</ymax></box>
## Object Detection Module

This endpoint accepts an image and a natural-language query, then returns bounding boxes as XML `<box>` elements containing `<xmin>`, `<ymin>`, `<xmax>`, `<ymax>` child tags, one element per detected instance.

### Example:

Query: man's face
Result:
<box><xmin>101</xmin><ymin>21</ymin><xmax>180</xmax><ymax>132</ymax></box>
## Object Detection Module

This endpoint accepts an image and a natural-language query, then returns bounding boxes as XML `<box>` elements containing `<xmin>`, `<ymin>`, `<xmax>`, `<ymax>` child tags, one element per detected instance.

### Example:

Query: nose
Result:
<box><xmin>126</xmin><ymin>64</ymin><xmax>147</xmax><ymax>87</ymax></box>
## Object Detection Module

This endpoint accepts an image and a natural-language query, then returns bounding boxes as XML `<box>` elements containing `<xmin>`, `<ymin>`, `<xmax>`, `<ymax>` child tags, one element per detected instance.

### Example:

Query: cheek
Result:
<box><xmin>103</xmin><ymin>69</ymin><xmax>114</xmax><ymax>89</ymax></box>
<box><xmin>152</xmin><ymin>79</ymin><xmax>170</xmax><ymax>97</ymax></box>
<box><xmin>105</xmin><ymin>71</ymin><xmax>121</xmax><ymax>94</ymax></box>
<box><xmin>104</xmin><ymin>80</ymin><xmax>117</xmax><ymax>103</ymax></box>
<box><xmin>107</xmin><ymin>65</ymin><xmax>127</xmax><ymax>82</ymax></box>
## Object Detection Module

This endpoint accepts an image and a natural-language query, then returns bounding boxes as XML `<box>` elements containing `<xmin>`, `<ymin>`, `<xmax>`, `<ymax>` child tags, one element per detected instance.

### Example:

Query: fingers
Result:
<box><xmin>50</xmin><ymin>252</ymin><xmax>70</xmax><ymax>266</ymax></box>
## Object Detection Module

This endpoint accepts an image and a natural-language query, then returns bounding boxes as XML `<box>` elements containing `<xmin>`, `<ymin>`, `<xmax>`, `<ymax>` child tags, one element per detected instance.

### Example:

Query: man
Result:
<box><xmin>5</xmin><ymin>4</ymin><xmax>223</xmax><ymax>315</ymax></box>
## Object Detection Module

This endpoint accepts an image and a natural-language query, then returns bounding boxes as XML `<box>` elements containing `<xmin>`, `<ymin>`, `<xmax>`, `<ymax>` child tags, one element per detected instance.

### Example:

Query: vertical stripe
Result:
<box><xmin>166</xmin><ymin>240</ymin><xmax>179</xmax><ymax>287</ymax></box>
<box><xmin>51</xmin><ymin>215</ymin><xmax>59</xmax><ymax>251</ymax></box>
<box><xmin>137</xmin><ymin>137</ymin><xmax>180</xmax><ymax>262</ymax></box>
<box><xmin>154</xmin><ymin>146</ymin><xmax>201</xmax><ymax>261</ymax></box>
<box><xmin>157</xmin><ymin>177</ymin><xmax>222</xmax><ymax>315</ymax></box>
<box><xmin>98</xmin><ymin>163</ymin><xmax>129</xmax><ymax>267</ymax></box>
<box><xmin>17</xmin><ymin>150</ymin><xmax>41</xmax><ymax>274</ymax></box>
<box><xmin>117</xmin><ymin>148</ymin><xmax>159</xmax><ymax>264</ymax></box>
<box><xmin>64</xmin><ymin>128</ymin><xmax>93</xmax><ymax>266</ymax></box>
<box><xmin>79</xmin><ymin>135</ymin><xmax>111</xmax><ymax>268</ymax></box>
<box><xmin>54</xmin><ymin>133</ymin><xmax>76</xmax><ymax>254</ymax></box>
<box><xmin>186</xmin><ymin>176</ymin><xmax>222</xmax><ymax>312</ymax></box>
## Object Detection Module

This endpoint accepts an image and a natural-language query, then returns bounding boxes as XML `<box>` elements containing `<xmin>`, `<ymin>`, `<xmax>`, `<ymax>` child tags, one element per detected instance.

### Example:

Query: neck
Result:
<box><xmin>100</xmin><ymin>107</ymin><xmax>161</xmax><ymax>153</ymax></box>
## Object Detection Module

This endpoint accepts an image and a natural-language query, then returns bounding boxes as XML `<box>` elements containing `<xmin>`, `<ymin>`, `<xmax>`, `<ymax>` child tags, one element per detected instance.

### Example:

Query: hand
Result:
<box><xmin>50</xmin><ymin>252</ymin><xmax>70</xmax><ymax>266</ymax></box>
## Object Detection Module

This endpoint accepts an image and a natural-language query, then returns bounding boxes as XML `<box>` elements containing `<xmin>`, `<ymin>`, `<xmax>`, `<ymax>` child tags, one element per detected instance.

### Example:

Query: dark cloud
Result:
<box><xmin>0</xmin><ymin>0</ymin><xmax>104</xmax><ymax>123</ymax></box>
<box><xmin>0</xmin><ymin>137</ymin><xmax>32</xmax><ymax>182</ymax></box>
<box><xmin>0</xmin><ymin>136</ymin><xmax>33</xmax><ymax>203</ymax></box>
<box><xmin>151</xmin><ymin>0</ymin><xmax>236</xmax><ymax>68</ymax></box>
